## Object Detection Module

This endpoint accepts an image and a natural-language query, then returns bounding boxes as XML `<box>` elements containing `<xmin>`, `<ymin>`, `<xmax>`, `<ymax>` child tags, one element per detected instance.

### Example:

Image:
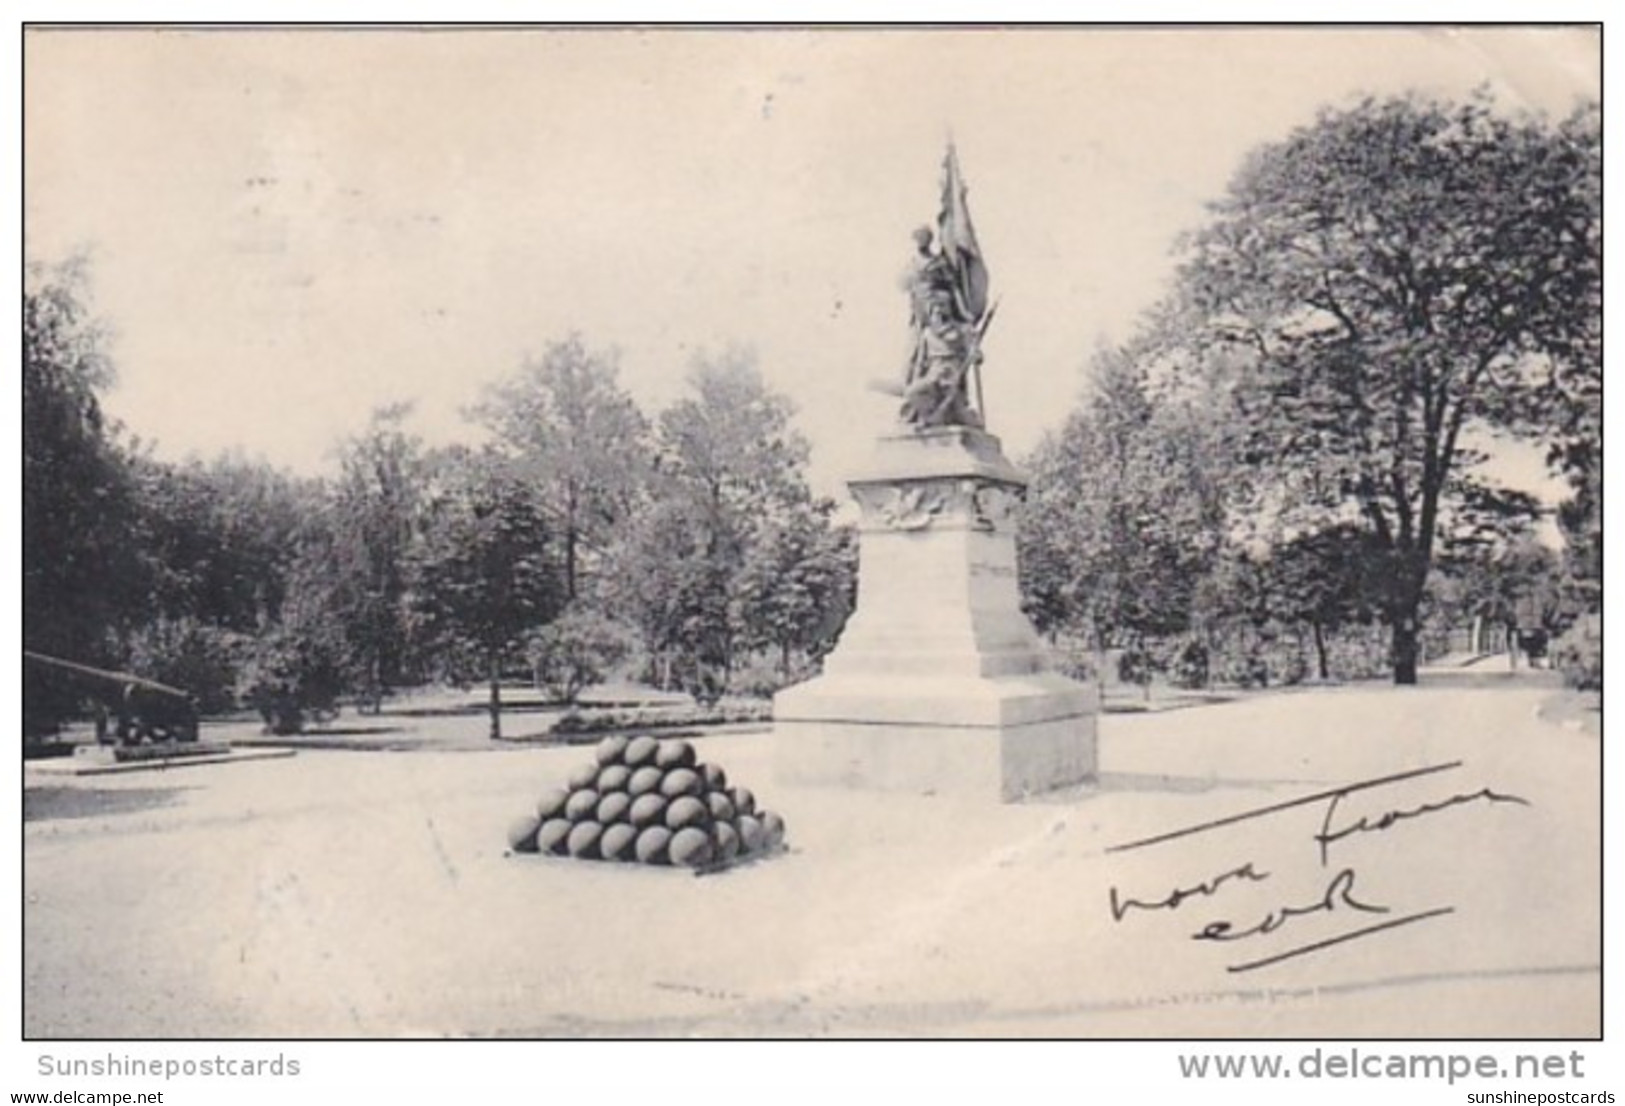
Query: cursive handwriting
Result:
<box><xmin>1109</xmin><ymin>862</ymin><xmax>1271</xmax><ymax>922</ymax></box>
<box><xmin>1106</xmin><ymin>762</ymin><xmax>1464</xmax><ymax>855</ymax></box>
<box><xmin>1103</xmin><ymin>761</ymin><xmax>1522</xmax><ymax>974</ymax></box>
<box><xmin>1316</xmin><ymin>787</ymin><xmax>1531</xmax><ymax>866</ymax></box>
<box><xmin>1193</xmin><ymin>867</ymin><xmax>1386</xmax><ymax>943</ymax></box>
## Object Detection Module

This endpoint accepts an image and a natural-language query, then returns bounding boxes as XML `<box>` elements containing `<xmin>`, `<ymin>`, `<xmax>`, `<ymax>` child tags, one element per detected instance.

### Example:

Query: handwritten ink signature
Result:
<box><xmin>1105</xmin><ymin>761</ymin><xmax>1528</xmax><ymax>973</ymax></box>
<box><xmin>1315</xmin><ymin>787</ymin><xmax>1531</xmax><ymax>866</ymax></box>
<box><xmin>1108</xmin><ymin>861</ymin><xmax>1270</xmax><ymax>922</ymax></box>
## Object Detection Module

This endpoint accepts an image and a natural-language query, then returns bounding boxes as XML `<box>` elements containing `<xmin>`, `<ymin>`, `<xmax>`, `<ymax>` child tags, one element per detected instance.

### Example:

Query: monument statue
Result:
<box><xmin>897</xmin><ymin>144</ymin><xmax>994</xmax><ymax>431</ymax></box>
<box><xmin>775</xmin><ymin>144</ymin><xmax>1098</xmax><ymax>803</ymax></box>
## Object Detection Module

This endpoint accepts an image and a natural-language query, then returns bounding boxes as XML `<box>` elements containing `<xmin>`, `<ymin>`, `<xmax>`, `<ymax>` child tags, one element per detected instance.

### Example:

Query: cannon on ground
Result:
<box><xmin>23</xmin><ymin>651</ymin><xmax>200</xmax><ymax>746</ymax></box>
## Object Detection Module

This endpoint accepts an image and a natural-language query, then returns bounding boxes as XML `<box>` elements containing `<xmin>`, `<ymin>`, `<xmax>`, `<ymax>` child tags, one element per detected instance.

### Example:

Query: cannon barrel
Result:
<box><xmin>25</xmin><ymin>651</ymin><xmax>201</xmax><ymax>745</ymax></box>
<box><xmin>24</xmin><ymin>650</ymin><xmax>192</xmax><ymax>700</ymax></box>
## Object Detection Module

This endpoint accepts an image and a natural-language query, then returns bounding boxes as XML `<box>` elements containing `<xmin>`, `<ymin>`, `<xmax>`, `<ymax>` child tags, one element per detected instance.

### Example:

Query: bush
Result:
<box><xmin>1212</xmin><ymin>641</ymin><xmax>1271</xmax><ymax>689</ymax></box>
<box><xmin>124</xmin><ymin>617</ymin><xmax>253</xmax><ymax>715</ymax></box>
<box><xmin>525</xmin><ymin>608</ymin><xmax>639</xmax><ymax>704</ymax></box>
<box><xmin>1276</xmin><ymin>649</ymin><xmax>1309</xmax><ymax>687</ymax></box>
<box><xmin>1116</xmin><ymin>647</ymin><xmax>1158</xmax><ymax>689</ymax></box>
<box><xmin>1166</xmin><ymin>638</ymin><xmax>1211</xmax><ymax>690</ymax></box>
<box><xmin>238</xmin><ymin>624</ymin><xmax>345</xmax><ymax>735</ymax></box>
<box><xmin>545</xmin><ymin>698</ymin><xmax>772</xmax><ymax>740</ymax></box>
<box><xmin>1551</xmin><ymin>623</ymin><xmax>1601</xmax><ymax>691</ymax></box>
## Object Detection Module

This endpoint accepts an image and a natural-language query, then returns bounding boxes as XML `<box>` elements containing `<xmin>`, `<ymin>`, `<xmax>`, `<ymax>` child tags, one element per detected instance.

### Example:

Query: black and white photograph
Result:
<box><xmin>15</xmin><ymin>17</ymin><xmax>1605</xmax><ymax>1086</ymax></box>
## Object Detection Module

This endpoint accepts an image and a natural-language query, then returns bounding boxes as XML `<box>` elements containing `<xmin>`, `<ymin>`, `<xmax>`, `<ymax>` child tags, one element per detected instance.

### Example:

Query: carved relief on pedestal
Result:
<box><xmin>851</xmin><ymin>477</ymin><xmax>1025</xmax><ymax>533</ymax></box>
<box><xmin>969</xmin><ymin>483</ymin><xmax>1020</xmax><ymax>532</ymax></box>
<box><xmin>851</xmin><ymin>483</ymin><xmax>947</xmax><ymax>531</ymax></box>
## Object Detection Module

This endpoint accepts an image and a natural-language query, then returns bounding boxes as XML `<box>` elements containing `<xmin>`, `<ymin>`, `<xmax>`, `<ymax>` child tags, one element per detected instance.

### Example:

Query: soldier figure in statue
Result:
<box><xmin>900</xmin><ymin>292</ymin><xmax>982</xmax><ymax>428</ymax></box>
<box><xmin>895</xmin><ymin>144</ymin><xmax>995</xmax><ymax>431</ymax></box>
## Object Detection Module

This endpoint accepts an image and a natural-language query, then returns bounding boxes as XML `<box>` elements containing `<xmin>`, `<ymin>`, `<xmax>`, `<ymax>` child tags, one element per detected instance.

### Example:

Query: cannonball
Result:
<box><xmin>729</xmin><ymin>786</ymin><xmax>757</xmax><ymax>818</ymax></box>
<box><xmin>706</xmin><ymin>791</ymin><xmax>736</xmax><ymax>822</ymax></box>
<box><xmin>760</xmin><ymin>810</ymin><xmax>786</xmax><ymax>849</ymax></box>
<box><xmin>736</xmin><ymin>814</ymin><xmax>764</xmax><ymax>855</ymax></box>
<box><xmin>659</xmin><ymin>767</ymin><xmax>702</xmax><ymax>800</ymax></box>
<box><xmin>655</xmin><ymin>739</ymin><xmax>696</xmax><ymax>770</ymax></box>
<box><xmin>596</xmin><ymin>764</ymin><xmax>632</xmax><ymax>793</ymax></box>
<box><xmin>628</xmin><ymin>792</ymin><xmax>669</xmax><ymax>829</ymax></box>
<box><xmin>596</xmin><ymin>791</ymin><xmax>632</xmax><ymax>825</ymax></box>
<box><xmin>627</xmin><ymin>766</ymin><xmax>665</xmax><ymax>797</ymax></box>
<box><xmin>599</xmin><ymin>823</ymin><xmax>638</xmax><ymax>862</ymax></box>
<box><xmin>537</xmin><ymin>818</ymin><xmax>573</xmax><ymax>856</ymax></box>
<box><xmin>594</xmin><ymin>734</ymin><xmax>631</xmax><ymax>766</ymax></box>
<box><xmin>567</xmin><ymin>760</ymin><xmax>601</xmax><ymax>791</ymax></box>
<box><xmin>567</xmin><ymin>820</ymin><xmax>604</xmax><ymax>859</ymax></box>
<box><xmin>507</xmin><ymin>812</ymin><xmax>542</xmax><ymax>854</ymax></box>
<box><xmin>664</xmin><ymin>794</ymin><xmax>708</xmax><ymax>831</ymax></box>
<box><xmin>624</xmin><ymin>735</ymin><xmax>659</xmax><ymax>767</ymax></box>
<box><xmin>536</xmin><ymin>787</ymin><xmax>571</xmax><ymax>820</ymax></box>
<box><xmin>634</xmin><ymin>825</ymin><xmax>673</xmax><ymax>865</ymax></box>
<box><xmin>712</xmin><ymin>820</ymin><xmax>741</xmax><ymax>864</ymax></box>
<box><xmin>564</xmin><ymin>788</ymin><xmax>600</xmax><ymax>823</ymax></box>
<box><xmin>699</xmin><ymin>762</ymin><xmax>727</xmax><ymax>791</ymax></box>
<box><xmin>669</xmin><ymin>826</ymin><xmax>714</xmax><ymax>869</ymax></box>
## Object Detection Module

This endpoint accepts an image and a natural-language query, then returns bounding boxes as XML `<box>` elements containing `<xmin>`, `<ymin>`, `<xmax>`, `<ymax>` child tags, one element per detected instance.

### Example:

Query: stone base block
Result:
<box><xmin>775</xmin><ymin>675</ymin><xmax>1098</xmax><ymax>801</ymax></box>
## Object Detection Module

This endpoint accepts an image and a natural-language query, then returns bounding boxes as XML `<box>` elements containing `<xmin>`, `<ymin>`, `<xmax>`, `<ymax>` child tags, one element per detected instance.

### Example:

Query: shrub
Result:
<box><xmin>525</xmin><ymin>608</ymin><xmax>639</xmax><ymax>704</ymax></box>
<box><xmin>1276</xmin><ymin>649</ymin><xmax>1309</xmax><ymax>687</ymax></box>
<box><xmin>545</xmin><ymin>698</ymin><xmax>772</xmax><ymax>740</ymax></box>
<box><xmin>124</xmin><ymin>617</ymin><xmax>253</xmax><ymax>715</ymax></box>
<box><xmin>1212</xmin><ymin>641</ymin><xmax>1271</xmax><ymax>689</ymax></box>
<box><xmin>1552</xmin><ymin>623</ymin><xmax>1602</xmax><ymax>691</ymax></box>
<box><xmin>1166</xmin><ymin>638</ymin><xmax>1211</xmax><ymax>690</ymax></box>
<box><xmin>1116</xmin><ymin>646</ymin><xmax>1159</xmax><ymax>690</ymax></box>
<box><xmin>238</xmin><ymin>624</ymin><xmax>345</xmax><ymax>735</ymax></box>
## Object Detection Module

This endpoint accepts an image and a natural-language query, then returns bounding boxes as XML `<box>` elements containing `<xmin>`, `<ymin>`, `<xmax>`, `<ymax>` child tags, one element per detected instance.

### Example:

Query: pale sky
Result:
<box><xmin>23</xmin><ymin>26</ymin><xmax>1599</xmax><ymax>496</ymax></box>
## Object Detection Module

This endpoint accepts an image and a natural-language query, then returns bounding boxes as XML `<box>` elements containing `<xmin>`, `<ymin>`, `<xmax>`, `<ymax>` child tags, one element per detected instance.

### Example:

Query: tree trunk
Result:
<box><xmin>487</xmin><ymin>652</ymin><xmax>502</xmax><ymax>741</ymax></box>
<box><xmin>1312</xmin><ymin>620</ymin><xmax>1330</xmax><ymax>682</ymax></box>
<box><xmin>1391</xmin><ymin>616</ymin><xmax>1420</xmax><ymax>686</ymax></box>
<box><xmin>565</xmin><ymin>526</ymin><xmax>578</xmax><ymax>603</ymax></box>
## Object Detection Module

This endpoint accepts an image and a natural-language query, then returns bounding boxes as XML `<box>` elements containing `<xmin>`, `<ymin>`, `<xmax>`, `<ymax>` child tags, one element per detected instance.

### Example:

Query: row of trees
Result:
<box><xmin>1019</xmin><ymin>93</ymin><xmax>1600</xmax><ymax>687</ymax></box>
<box><xmin>23</xmin><ymin>277</ymin><xmax>856</xmax><ymax>739</ymax></box>
<box><xmin>26</xmin><ymin>91</ymin><xmax>1599</xmax><ymax>741</ymax></box>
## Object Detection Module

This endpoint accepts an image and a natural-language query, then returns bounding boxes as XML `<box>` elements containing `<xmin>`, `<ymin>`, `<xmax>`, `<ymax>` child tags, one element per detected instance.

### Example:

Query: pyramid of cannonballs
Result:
<box><xmin>508</xmin><ymin>734</ymin><xmax>786</xmax><ymax>870</ymax></box>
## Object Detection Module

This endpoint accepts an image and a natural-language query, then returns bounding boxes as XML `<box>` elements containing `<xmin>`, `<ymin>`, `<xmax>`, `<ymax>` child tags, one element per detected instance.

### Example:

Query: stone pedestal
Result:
<box><xmin>774</xmin><ymin>426</ymin><xmax>1097</xmax><ymax>801</ymax></box>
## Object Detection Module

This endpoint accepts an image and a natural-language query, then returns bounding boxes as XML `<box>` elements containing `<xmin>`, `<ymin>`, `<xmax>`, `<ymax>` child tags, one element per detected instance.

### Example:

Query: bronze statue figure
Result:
<box><xmin>897</xmin><ymin>144</ymin><xmax>995</xmax><ymax>431</ymax></box>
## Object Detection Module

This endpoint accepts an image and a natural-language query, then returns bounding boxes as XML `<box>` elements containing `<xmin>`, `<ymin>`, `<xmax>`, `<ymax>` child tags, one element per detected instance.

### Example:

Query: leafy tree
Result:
<box><xmin>657</xmin><ymin>347</ymin><xmax>812</xmax><ymax>544</ymax></box>
<box><xmin>470</xmin><ymin>336</ymin><xmax>651</xmax><ymax>601</ymax></box>
<box><xmin>124</xmin><ymin>616</ymin><xmax>255</xmax><ymax>716</ymax></box>
<box><xmin>608</xmin><ymin>349</ymin><xmax>815</xmax><ymax>694</ymax></box>
<box><xmin>1257</xmin><ymin>525</ymin><xmax>1382</xmax><ymax>681</ymax></box>
<box><xmin>329</xmin><ymin>404</ymin><xmax>425</xmax><ymax>710</ymax></box>
<box><xmin>129</xmin><ymin>452</ymin><xmax>311</xmax><ymax>634</ymax></box>
<box><xmin>1018</xmin><ymin>344</ymin><xmax>1228</xmax><ymax>650</ymax></box>
<box><xmin>23</xmin><ymin>258</ymin><xmax>145</xmax><ymax>734</ymax></box>
<box><xmin>602</xmin><ymin>493</ymin><xmax>733</xmax><ymax>700</ymax></box>
<box><xmin>1173</xmin><ymin>93</ymin><xmax>1599</xmax><ymax>682</ymax></box>
<box><xmin>1433</xmin><ymin>535</ymin><xmax>1568</xmax><ymax>643</ymax></box>
<box><xmin>524</xmin><ymin>605</ymin><xmax>638</xmax><ymax>704</ymax></box>
<box><xmin>1532</xmin><ymin>105</ymin><xmax>1602</xmax><ymax>614</ymax></box>
<box><xmin>730</xmin><ymin>498</ymin><xmax>857</xmax><ymax>678</ymax></box>
<box><xmin>406</xmin><ymin>449</ymin><xmax>564</xmax><ymax>738</ymax></box>
<box><xmin>239</xmin><ymin>542</ymin><xmax>351</xmax><ymax>736</ymax></box>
